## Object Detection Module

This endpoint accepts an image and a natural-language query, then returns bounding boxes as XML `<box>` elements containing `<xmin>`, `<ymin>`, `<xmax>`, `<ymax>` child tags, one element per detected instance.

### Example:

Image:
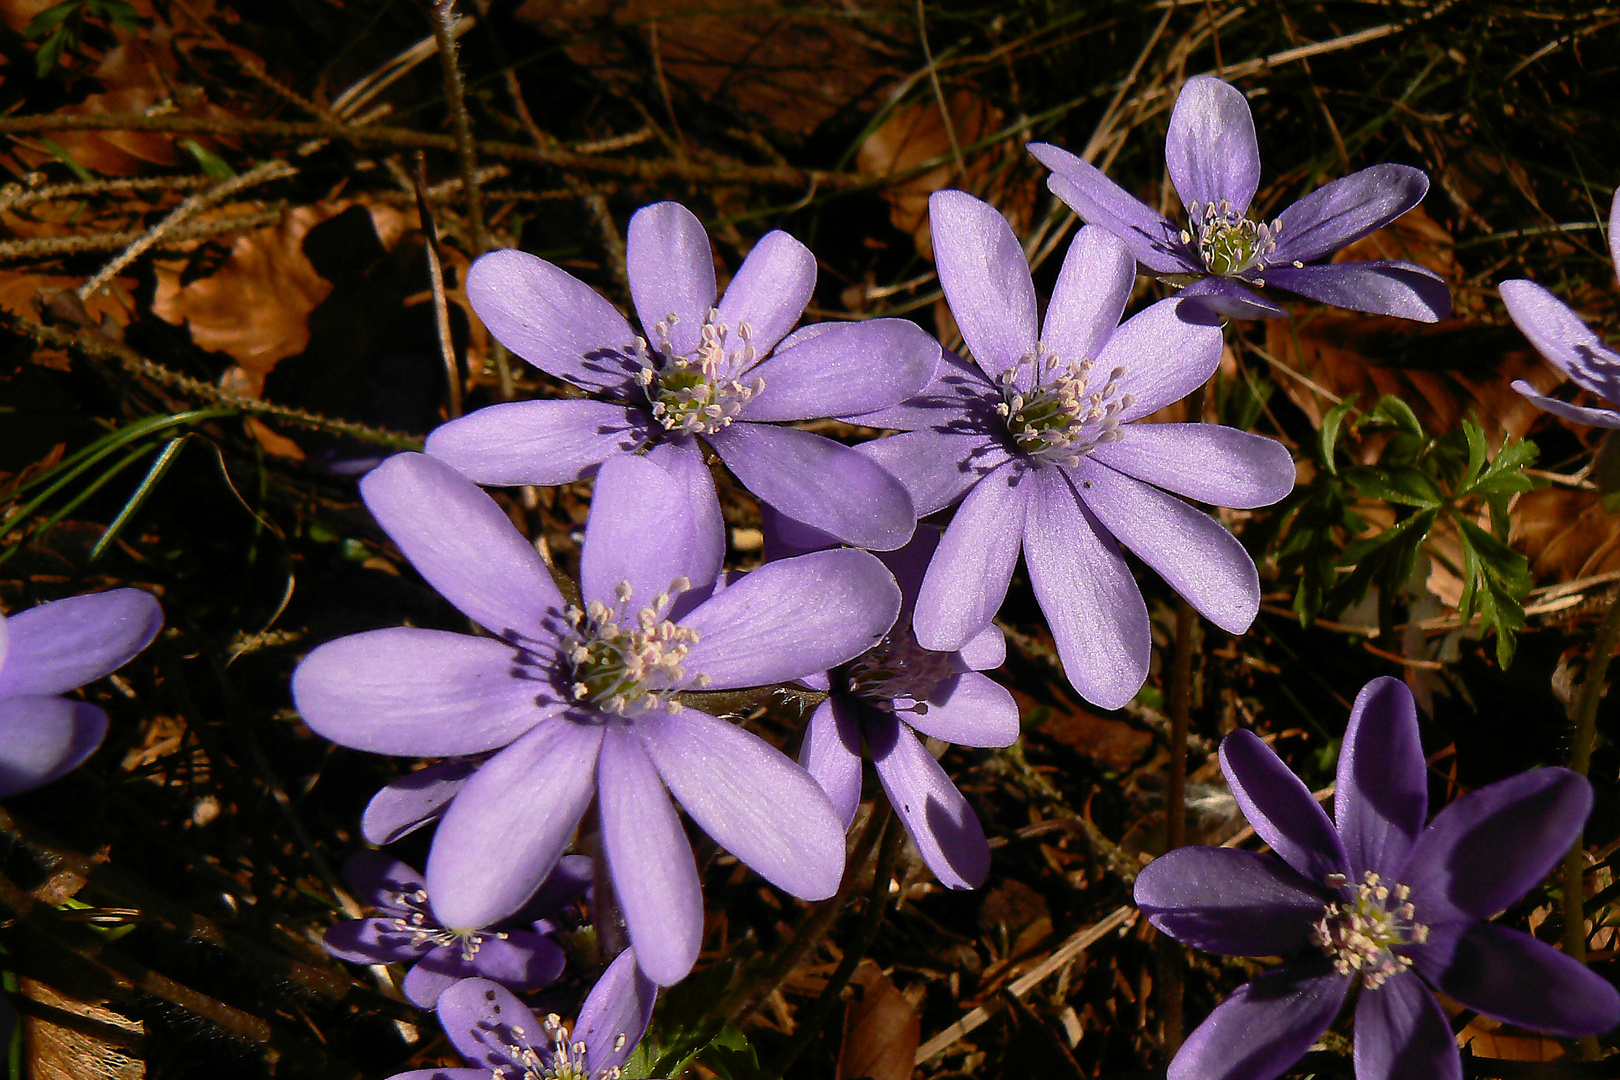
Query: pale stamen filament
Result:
<box><xmin>560</xmin><ymin>577</ymin><xmax>709</xmax><ymax>715</ymax></box>
<box><xmin>1309</xmin><ymin>870</ymin><xmax>1429</xmax><ymax>989</ymax></box>
<box><xmin>634</xmin><ymin>308</ymin><xmax>765</xmax><ymax>437</ymax></box>
<box><xmin>994</xmin><ymin>343</ymin><xmax>1133</xmax><ymax>467</ymax></box>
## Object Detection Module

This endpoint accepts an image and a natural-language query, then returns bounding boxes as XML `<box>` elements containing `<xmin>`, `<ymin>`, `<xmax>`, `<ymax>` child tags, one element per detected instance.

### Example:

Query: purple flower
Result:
<box><xmin>780</xmin><ymin>521</ymin><xmax>1019</xmax><ymax>888</ymax></box>
<box><xmin>1135</xmin><ymin>676</ymin><xmax>1620</xmax><ymax>1080</ymax></box>
<box><xmin>324</xmin><ymin>851</ymin><xmax>588</xmax><ymax>1007</ymax></box>
<box><xmin>855</xmin><ymin>191</ymin><xmax>1295</xmax><ymax>709</ymax></box>
<box><xmin>361</xmin><ymin>759</ymin><xmax>479</xmax><ymax>846</ymax></box>
<box><xmin>0</xmin><ymin>588</ymin><xmax>162</xmax><ymax>796</ymax></box>
<box><xmin>292</xmin><ymin>451</ymin><xmax>901</xmax><ymax>985</ymax></box>
<box><xmin>388</xmin><ymin>948</ymin><xmax>656</xmax><ymax>1080</ymax></box>
<box><xmin>1502</xmin><ymin>192</ymin><xmax>1620</xmax><ymax>427</ymax></box>
<box><xmin>425</xmin><ymin>200</ymin><xmax>941</xmax><ymax>550</ymax></box>
<box><xmin>1029</xmin><ymin>76</ymin><xmax>1450</xmax><ymax>322</ymax></box>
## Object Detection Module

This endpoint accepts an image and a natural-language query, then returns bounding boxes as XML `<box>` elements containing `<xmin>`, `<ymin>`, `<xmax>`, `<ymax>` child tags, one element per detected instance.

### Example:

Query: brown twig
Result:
<box><xmin>413</xmin><ymin>152</ymin><xmax>463</xmax><ymax>418</ymax></box>
<box><xmin>429</xmin><ymin>0</ymin><xmax>488</xmax><ymax>256</ymax></box>
<box><xmin>0</xmin><ymin>207</ymin><xmax>283</xmax><ymax>260</ymax></box>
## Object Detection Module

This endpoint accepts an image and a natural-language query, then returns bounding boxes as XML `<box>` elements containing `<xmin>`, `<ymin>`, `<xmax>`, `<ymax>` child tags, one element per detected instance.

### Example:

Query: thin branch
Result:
<box><xmin>429</xmin><ymin>0</ymin><xmax>487</xmax><ymax>255</ymax></box>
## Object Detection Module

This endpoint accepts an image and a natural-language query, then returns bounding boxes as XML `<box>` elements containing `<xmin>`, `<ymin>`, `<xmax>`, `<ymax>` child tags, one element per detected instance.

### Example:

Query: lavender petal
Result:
<box><xmin>643</xmin><ymin>438</ymin><xmax>725</xmax><ymax>594</ymax></box>
<box><xmin>425</xmin><ymin>717</ymin><xmax>603</xmax><ymax>929</ymax></box>
<box><xmin>323</xmin><ymin>918</ymin><xmax>431</xmax><ymax>966</ymax></box>
<box><xmin>1134</xmin><ymin>847</ymin><xmax>1325</xmax><ymax>957</ymax></box>
<box><xmin>800</xmin><ymin>697</ymin><xmax>864</xmax><ymax>829</ymax></box>
<box><xmin>1501</xmin><ymin>279</ymin><xmax>1620</xmax><ymax>403</ymax></box>
<box><xmin>1336</xmin><ymin>677</ymin><xmax>1427</xmax><ymax>881</ymax></box>
<box><xmin>838</xmin><ymin>349</ymin><xmax>994</xmax><ymax>431</ymax></box>
<box><xmin>1271</xmin><ymin>164</ymin><xmax>1431</xmax><ymax>266</ymax></box>
<box><xmin>580</xmin><ymin>454</ymin><xmax>724</xmax><ymax>611</ymax></box>
<box><xmin>578</xmin><ymin>947</ymin><xmax>659</xmax><ymax>1077</ymax></box>
<box><xmin>0</xmin><ymin>589</ymin><xmax>161</xmax><ymax>698</ymax></box>
<box><xmin>715</xmin><ymin>229</ymin><xmax>815</xmax><ymax>354</ymax></box>
<box><xmin>424</xmin><ymin>400</ymin><xmax>651</xmax><ymax>487</ymax></box>
<box><xmin>955</xmin><ymin>624</ymin><xmax>1006</xmax><ymax>671</ymax></box>
<box><xmin>341</xmin><ymin>850</ymin><xmax>427</xmax><ymax>911</ymax></box>
<box><xmin>1262</xmin><ymin>261</ymin><xmax>1451</xmax><ymax>323</ymax></box>
<box><xmin>598</xmin><ymin>727</ymin><xmax>704</xmax><ymax>986</ymax></box>
<box><xmin>436</xmin><ymin>977</ymin><xmax>542</xmax><ymax>1073</ymax></box>
<box><xmin>401</xmin><ymin>963</ymin><xmax>464</xmax><ymax>1009</ymax></box>
<box><xmin>1088</xmin><ymin>424</ymin><xmax>1295</xmax><ymax>510</ymax></box>
<box><xmin>912</xmin><ymin>462</ymin><xmax>1030</xmax><ymax>653</ymax></box>
<box><xmin>1509</xmin><ymin>380</ymin><xmax>1620</xmax><ymax>429</ymax></box>
<box><xmin>1170</xmin><ymin>963</ymin><xmax>1350</xmax><ymax>1080</ymax></box>
<box><xmin>1040</xmin><ymin>225</ymin><xmax>1136</xmax><ymax>378</ymax></box>
<box><xmin>0</xmin><ymin>696</ymin><xmax>108</xmax><ymax>797</ymax></box>
<box><xmin>1102</xmin><ymin>298</ymin><xmax>1224</xmax><ymax>422</ymax></box>
<box><xmin>1177</xmin><ymin>277</ymin><xmax>1288</xmax><ymax>320</ymax></box>
<box><xmin>627</xmin><ymin>201</ymin><xmax>717</xmax><ymax>356</ymax></box>
<box><xmin>858</xmin><ymin>428</ymin><xmax>1012</xmax><ymax>517</ymax></box>
<box><xmin>1352</xmin><ymin>973</ymin><xmax>1461</xmax><ymax>1080</ymax></box>
<box><xmin>1165</xmin><ymin>76</ymin><xmax>1261</xmax><ymax>215</ymax></box>
<box><xmin>1219</xmin><ymin>729</ymin><xmax>1349</xmax><ymax>886</ymax></box>
<box><xmin>362</xmin><ymin>760</ymin><xmax>479</xmax><ymax>846</ymax></box>
<box><xmin>869</xmin><ymin>714</ymin><xmax>990</xmax><ymax>889</ymax></box>
<box><xmin>905</xmin><ymin>671</ymin><xmax>1019</xmax><ymax>749</ymax></box>
<box><xmin>1028</xmin><ymin>142</ymin><xmax>1195</xmax><ymax>275</ymax></box>
<box><xmin>928</xmin><ymin>190</ymin><xmax>1039</xmax><ymax>381</ymax></box>
<box><xmin>742</xmin><ymin>319</ymin><xmax>940</xmax><ymax>422</ymax></box>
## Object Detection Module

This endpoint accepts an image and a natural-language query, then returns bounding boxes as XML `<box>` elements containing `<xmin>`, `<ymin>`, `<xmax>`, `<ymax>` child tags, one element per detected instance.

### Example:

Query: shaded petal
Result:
<box><xmin>360</xmin><ymin>453</ymin><xmax>563</xmax><ymax>639</ymax></box>
<box><xmin>1353</xmin><ymin>974</ymin><xmax>1461</xmax><ymax>1080</ymax></box>
<box><xmin>1501</xmin><ymin>279</ymin><xmax>1620</xmax><ymax>403</ymax></box>
<box><xmin>0</xmin><ymin>589</ymin><xmax>161</xmax><ymax>699</ymax></box>
<box><xmin>627</xmin><ymin>202</ymin><xmax>716</xmax><ymax>355</ymax></box>
<box><xmin>1177</xmin><ymin>277</ymin><xmax>1288</xmax><ymax>320</ymax></box>
<box><xmin>468</xmin><ymin>931</ymin><xmax>565</xmax><ymax>989</ymax></box>
<box><xmin>1263</xmin><ymin>261</ymin><xmax>1451</xmax><ymax>323</ymax></box>
<box><xmin>1088</xmin><ymin>424</ymin><xmax>1295</xmax><ymax>509</ymax></box>
<box><xmin>706</xmin><ymin>422</ymin><xmax>916</xmax><ymax>550</ymax></box>
<box><xmin>682</xmin><ymin>548</ymin><xmax>899</xmax><ymax>688</ymax></box>
<box><xmin>521</xmin><ymin>853</ymin><xmax>594</xmax><ymax>919</ymax></box>
<box><xmin>800</xmin><ymin>696</ymin><xmax>864</xmax><ymax>829</ymax></box>
<box><xmin>955</xmin><ymin>623</ymin><xmax>1005</xmax><ymax>671</ymax></box>
<box><xmin>838</xmin><ymin>349</ymin><xmax>995</xmax><ymax>430</ymax></box>
<box><xmin>716</xmin><ymin>229</ymin><xmax>814</xmax><ymax>354</ymax></box>
<box><xmin>1612</xmin><ymin>191</ymin><xmax>1620</xmax><ymax>278</ymax></box>
<box><xmin>293</xmin><ymin>629</ymin><xmax>555</xmax><ymax>756</ymax></box>
<box><xmin>1169</xmin><ymin>963</ymin><xmax>1350</xmax><ymax>1080</ymax></box>
<box><xmin>1102</xmin><ymin>298</ymin><xmax>1224</xmax><ymax>422</ymax></box>
<box><xmin>578</xmin><ymin>947</ymin><xmax>659</xmax><ymax>1076</ymax></box>
<box><xmin>876</xmin><ymin>524</ymin><xmax>941</xmax><ymax>610</ymax></box>
<box><xmin>1041</xmin><ymin>225</ymin><xmax>1135</xmax><ymax>369</ymax></box>
<box><xmin>466</xmin><ymin>248</ymin><xmax>638</xmax><ymax>393</ymax></box>
<box><xmin>389</xmin><ymin>1070</ymin><xmax>487</xmax><ymax>1080</ymax></box>
<box><xmin>1071</xmin><ymin>458</ymin><xmax>1261</xmax><ymax>635</ymax></box>
<box><xmin>1166</xmin><ymin>76</ymin><xmax>1260</xmax><ymax>214</ymax></box>
<box><xmin>1028</xmin><ymin>142</ymin><xmax>1195</xmax><ymax>275</ymax></box>
<box><xmin>437</xmin><ymin>978</ymin><xmax>543</xmax><ymax>1073</ymax></box>
<box><xmin>928</xmin><ymin>190</ymin><xmax>1038</xmax><ymax>381</ymax></box>
<box><xmin>869</xmin><ymin>714</ymin><xmax>989</xmax><ymax>889</ymax></box>
<box><xmin>362</xmin><ymin>760</ymin><xmax>478</xmax><ymax>845</ymax></box>
<box><xmin>598</xmin><ymin>728</ymin><xmax>703</xmax><ymax>985</ymax></box>
<box><xmin>742</xmin><ymin>319</ymin><xmax>940</xmax><ymax>422</ymax></box>
<box><xmin>424</xmin><ymin>401</ymin><xmax>651</xmax><ymax>487</ymax></box>
<box><xmin>1272</xmin><ymin>164</ymin><xmax>1431</xmax><ymax>265</ymax></box>
<box><xmin>643</xmin><ymin>438</ymin><xmax>725</xmax><ymax>601</ymax></box>
<box><xmin>637</xmin><ymin>708</ymin><xmax>845</xmax><ymax>900</ymax></box>
<box><xmin>402</xmin><ymin>963</ymin><xmax>463</xmax><ymax>1009</ymax></box>
<box><xmin>913</xmin><ymin>462</ymin><xmax>1030</xmax><ymax>653</ymax></box>
<box><xmin>904</xmin><ymin>671</ymin><xmax>1019</xmax><ymax>748</ymax></box>
<box><xmin>760</xmin><ymin>504</ymin><xmax>839</xmax><ymax>561</ymax></box>
<box><xmin>580</xmin><ymin>454</ymin><xmax>723</xmax><ymax>610</ymax></box>
<box><xmin>1337</xmin><ymin>677</ymin><xmax>1427</xmax><ymax>881</ymax></box>
<box><xmin>1020</xmin><ymin>466</ymin><xmax>1148</xmax><ymax>710</ymax></box>
<box><xmin>426</xmin><ymin>718</ymin><xmax>603</xmax><ymax>928</ymax></box>
<box><xmin>1400</xmin><ymin>767</ymin><xmax>1590</xmax><ymax>921</ymax></box>
<box><xmin>341</xmin><ymin>849</ymin><xmax>426</xmax><ymax>911</ymax></box>
<box><xmin>1414</xmin><ymin>921</ymin><xmax>1620</xmax><ymax>1038</ymax></box>
<box><xmin>858</xmin><ymin>427</ymin><xmax>1011</xmax><ymax>517</ymax></box>
<box><xmin>1219</xmin><ymin>729</ymin><xmax>1348</xmax><ymax>885</ymax></box>
<box><xmin>1135</xmin><ymin>847</ymin><xmax>1325</xmax><ymax>956</ymax></box>
<box><xmin>1510</xmin><ymin>380</ymin><xmax>1620</xmax><ymax>429</ymax></box>
<box><xmin>0</xmin><ymin>696</ymin><xmax>107</xmax><ymax>796</ymax></box>
<box><xmin>323</xmin><ymin>918</ymin><xmax>431</xmax><ymax>965</ymax></box>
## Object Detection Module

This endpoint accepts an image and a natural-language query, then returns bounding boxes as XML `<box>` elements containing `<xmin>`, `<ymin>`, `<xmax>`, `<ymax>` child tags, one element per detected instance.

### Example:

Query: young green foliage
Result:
<box><xmin>23</xmin><ymin>0</ymin><xmax>139</xmax><ymax>77</ymax></box>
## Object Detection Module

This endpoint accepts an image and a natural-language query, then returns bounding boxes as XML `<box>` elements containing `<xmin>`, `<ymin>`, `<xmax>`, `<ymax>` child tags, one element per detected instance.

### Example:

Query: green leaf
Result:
<box><xmin>1367</xmin><ymin>394</ymin><xmax>1424</xmax><ymax>439</ymax></box>
<box><xmin>23</xmin><ymin>1</ymin><xmax>79</xmax><ymax>39</ymax></box>
<box><xmin>1343</xmin><ymin>465</ymin><xmax>1443</xmax><ymax>508</ymax></box>
<box><xmin>181</xmin><ymin>139</ymin><xmax>236</xmax><ymax>179</ymax></box>
<box><xmin>1319</xmin><ymin>396</ymin><xmax>1358</xmax><ymax>473</ymax></box>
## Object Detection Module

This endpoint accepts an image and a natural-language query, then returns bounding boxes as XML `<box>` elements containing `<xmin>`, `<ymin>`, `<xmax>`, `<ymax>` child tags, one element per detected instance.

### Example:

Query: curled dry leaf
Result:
<box><xmin>20</xmin><ymin>977</ymin><xmax>145</xmax><ymax>1080</ymax></box>
<box><xmin>1512</xmin><ymin>487</ymin><xmax>1620</xmax><ymax>584</ymax></box>
<box><xmin>837</xmin><ymin>960</ymin><xmax>920</xmax><ymax>1080</ymax></box>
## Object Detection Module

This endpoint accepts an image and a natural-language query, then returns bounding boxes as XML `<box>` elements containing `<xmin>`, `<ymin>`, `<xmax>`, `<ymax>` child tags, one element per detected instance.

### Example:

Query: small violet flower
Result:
<box><xmin>1135</xmin><ymin>677</ymin><xmax>1620</xmax><ymax>1080</ymax></box>
<box><xmin>425</xmin><ymin>200</ymin><xmax>941</xmax><ymax>550</ymax></box>
<box><xmin>855</xmin><ymin>191</ymin><xmax>1295</xmax><ymax>709</ymax></box>
<box><xmin>1029</xmin><ymin>76</ymin><xmax>1451</xmax><ymax>322</ymax></box>
<box><xmin>388</xmin><ymin>948</ymin><xmax>656</xmax><ymax>1080</ymax></box>
<box><xmin>293</xmin><ymin>451</ymin><xmax>902</xmax><ymax>986</ymax></box>
<box><xmin>323</xmin><ymin>851</ymin><xmax>590</xmax><ymax>1008</ymax></box>
<box><xmin>774</xmin><ymin>518</ymin><xmax>1020</xmax><ymax>888</ymax></box>
<box><xmin>1502</xmin><ymin>192</ymin><xmax>1620</xmax><ymax>427</ymax></box>
<box><xmin>0</xmin><ymin>588</ymin><xmax>163</xmax><ymax>796</ymax></box>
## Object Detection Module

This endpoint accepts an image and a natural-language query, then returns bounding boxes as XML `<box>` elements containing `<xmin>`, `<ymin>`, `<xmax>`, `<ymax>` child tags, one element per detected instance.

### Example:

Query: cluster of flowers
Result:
<box><xmin>3</xmin><ymin>75</ymin><xmax>1616</xmax><ymax>1080</ymax></box>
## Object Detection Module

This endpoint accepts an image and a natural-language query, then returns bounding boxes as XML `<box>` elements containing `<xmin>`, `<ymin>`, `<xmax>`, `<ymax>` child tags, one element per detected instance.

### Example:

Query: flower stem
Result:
<box><xmin>1562</xmin><ymin>586</ymin><xmax>1620</xmax><ymax>1058</ymax></box>
<box><xmin>770</xmin><ymin>808</ymin><xmax>903</xmax><ymax>1078</ymax></box>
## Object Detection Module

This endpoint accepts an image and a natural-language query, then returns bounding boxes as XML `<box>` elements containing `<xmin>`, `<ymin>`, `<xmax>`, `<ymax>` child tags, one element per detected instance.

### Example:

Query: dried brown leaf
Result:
<box><xmin>837</xmin><ymin>961</ymin><xmax>919</xmax><ymax>1080</ymax></box>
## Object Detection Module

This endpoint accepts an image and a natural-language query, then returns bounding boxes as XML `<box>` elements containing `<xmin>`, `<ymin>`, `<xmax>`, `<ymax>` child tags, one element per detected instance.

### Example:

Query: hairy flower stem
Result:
<box><xmin>770</xmin><ymin>808</ymin><xmax>903</xmax><ymax>1077</ymax></box>
<box><xmin>582</xmin><ymin>805</ymin><xmax>629</xmax><ymax>964</ymax></box>
<box><xmin>719</xmin><ymin>804</ymin><xmax>889</xmax><ymax>1025</ymax></box>
<box><xmin>1563</xmin><ymin>587</ymin><xmax>1620</xmax><ymax>1058</ymax></box>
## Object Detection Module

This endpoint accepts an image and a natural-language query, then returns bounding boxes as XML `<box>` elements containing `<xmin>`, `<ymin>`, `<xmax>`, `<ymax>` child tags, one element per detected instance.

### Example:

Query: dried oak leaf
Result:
<box><xmin>19</xmin><ymin>977</ymin><xmax>144</xmax><ymax>1080</ymax></box>
<box><xmin>837</xmin><ymin>961</ymin><xmax>920</xmax><ymax>1080</ymax></box>
<box><xmin>1512</xmin><ymin>487</ymin><xmax>1620</xmax><ymax>583</ymax></box>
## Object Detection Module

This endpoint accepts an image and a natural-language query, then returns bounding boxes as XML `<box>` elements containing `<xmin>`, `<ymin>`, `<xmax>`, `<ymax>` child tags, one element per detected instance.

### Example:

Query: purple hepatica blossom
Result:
<box><xmin>323</xmin><ymin>851</ymin><xmax>590</xmax><ymax>1007</ymax></box>
<box><xmin>855</xmin><ymin>191</ymin><xmax>1295</xmax><ymax>710</ymax></box>
<box><xmin>390</xmin><ymin>948</ymin><xmax>656</xmax><ymax>1080</ymax></box>
<box><xmin>1028</xmin><ymin>76</ymin><xmax>1450</xmax><ymax>323</ymax></box>
<box><xmin>1502</xmin><ymin>193</ymin><xmax>1620</xmax><ymax>428</ymax></box>
<box><xmin>292</xmin><ymin>451</ymin><xmax>900</xmax><ymax>986</ymax></box>
<box><xmin>0</xmin><ymin>589</ymin><xmax>162</xmax><ymax>796</ymax></box>
<box><xmin>1135</xmin><ymin>677</ymin><xmax>1620</xmax><ymax>1080</ymax></box>
<box><xmin>777</xmin><ymin>519</ymin><xmax>1019</xmax><ymax>888</ymax></box>
<box><xmin>424</xmin><ymin>200</ymin><xmax>940</xmax><ymax>550</ymax></box>
<box><xmin>362</xmin><ymin>759</ymin><xmax>479</xmax><ymax>845</ymax></box>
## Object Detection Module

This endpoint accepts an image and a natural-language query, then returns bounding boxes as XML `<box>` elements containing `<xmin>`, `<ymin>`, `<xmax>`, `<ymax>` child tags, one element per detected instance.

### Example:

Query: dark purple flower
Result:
<box><xmin>293</xmin><ymin>451</ymin><xmax>901</xmax><ymax>985</ymax></box>
<box><xmin>1029</xmin><ymin>76</ymin><xmax>1450</xmax><ymax>322</ymax></box>
<box><xmin>1502</xmin><ymin>193</ymin><xmax>1620</xmax><ymax>427</ymax></box>
<box><xmin>324</xmin><ymin>851</ymin><xmax>587</xmax><ymax>1007</ymax></box>
<box><xmin>855</xmin><ymin>192</ymin><xmax>1295</xmax><ymax>709</ymax></box>
<box><xmin>424</xmin><ymin>201</ymin><xmax>940</xmax><ymax>550</ymax></box>
<box><xmin>1135</xmin><ymin>676</ymin><xmax>1620</xmax><ymax>1080</ymax></box>
<box><xmin>0</xmin><ymin>588</ymin><xmax>163</xmax><ymax>796</ymax></box>
<box><xmin>777</xmin><ymin>520</ymin><xmax>1018</xmax><ymax>888</ymax></box>
<box><xmin>388</xmin><ymin>948</ymin><xmax>657</xmax><ymax>1080</ymax></box>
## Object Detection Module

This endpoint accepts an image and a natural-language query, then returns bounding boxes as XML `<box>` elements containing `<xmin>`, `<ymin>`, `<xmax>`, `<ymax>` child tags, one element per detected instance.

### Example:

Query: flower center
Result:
<box><xmin>995</xmin><ymin>343</ymin><xmax>1132</xmax><ymax>467</ymax></box>
<box><xmin>560</xmin><ymin>578</ymin><xmax>708</xmax><ymax>715</ymax></box>
<box><xmin>1310</xmin><ymin>871</ymin><xmax>1429</xmax><ymax>989</ymax></box>
<box><xmin>504</xmin><ymin>1014</ymin><xmax>628</xmax><ymax>1080</ymax></box>
<box><xmin>1181</xmin><ymin>200</ymin><xmax>1280</xmax><ymax>279</ymax></box>
<box><xmin>847</xmin><ymin>626</ymin><xmax>956</xmax><ymax>713</ymax></box>
<box><xmin>389</xmin><ymin>887</ymin><xmax>507</xmax><ymax>962</ymax></box>
<box><xmin>634</xmin><ymin>308</ymin><xmax>765</xmax><ymax>436</ymax></box>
